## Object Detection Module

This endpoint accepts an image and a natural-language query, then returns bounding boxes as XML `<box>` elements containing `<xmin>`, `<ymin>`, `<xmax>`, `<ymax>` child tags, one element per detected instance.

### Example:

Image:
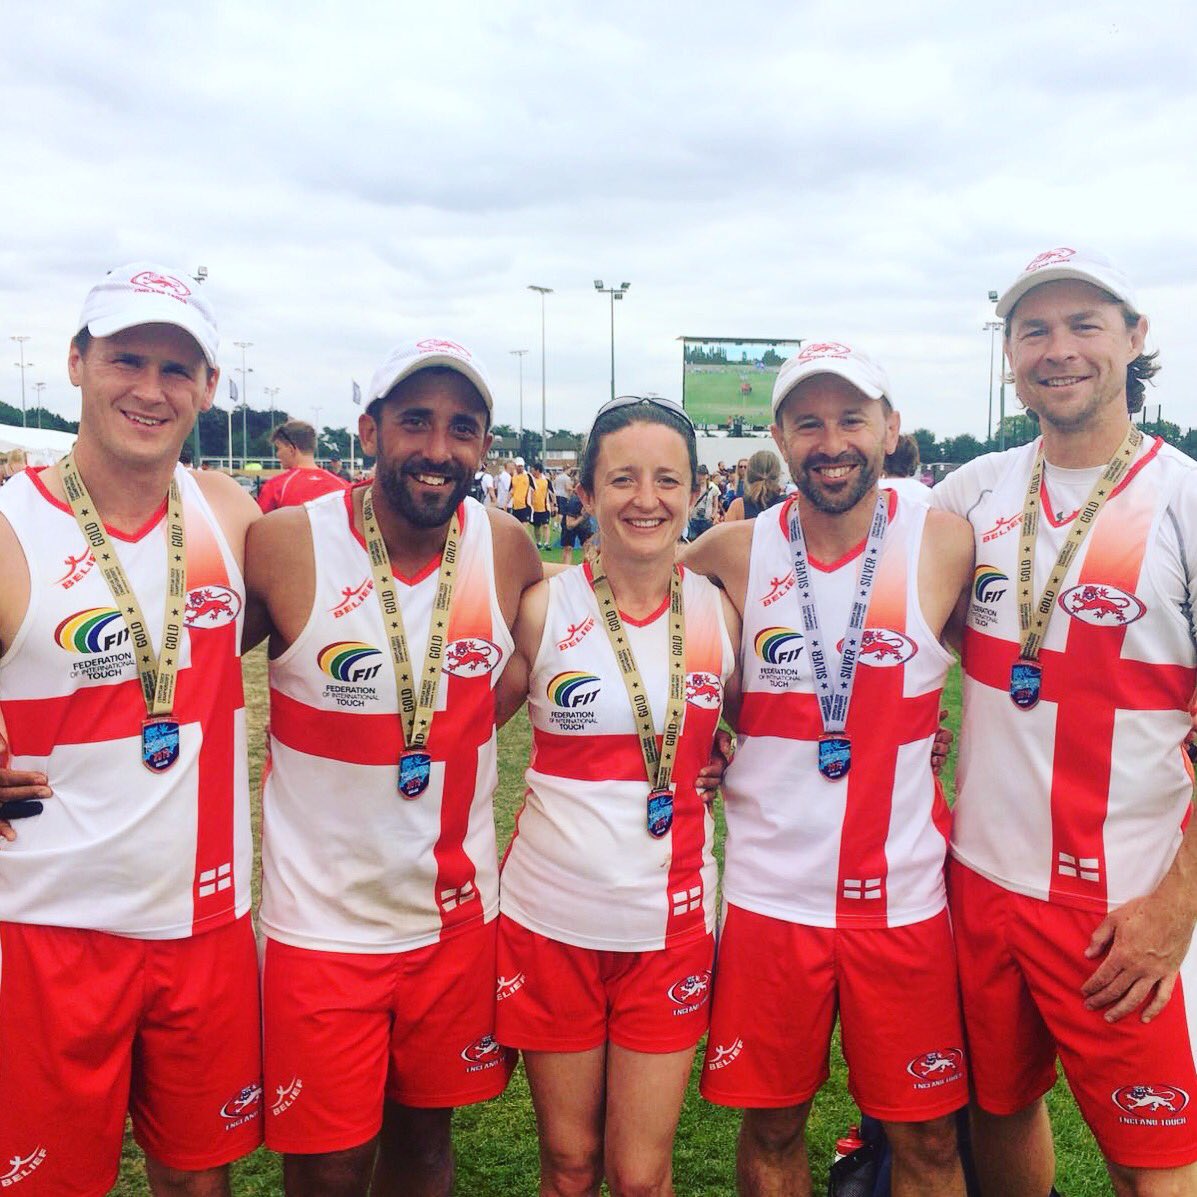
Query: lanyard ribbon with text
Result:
<box><xmin>1009</xmin><ymin>425</ymin><xmax>1142</xmax><ymax>709</ymax></box>
<box><xmin>362</xmin><ymin>485</ymin><xmax>460</xmax><ymax>798</ymax></box>
<box><xmin>591</xmin><ymin>559</ymin><xmax>686</xmax><ymax>838</ymax></box>
<box><xmin>787</xmin><ymin>493</ymin><xmax>888</xmax><ymax>780</ymax></box>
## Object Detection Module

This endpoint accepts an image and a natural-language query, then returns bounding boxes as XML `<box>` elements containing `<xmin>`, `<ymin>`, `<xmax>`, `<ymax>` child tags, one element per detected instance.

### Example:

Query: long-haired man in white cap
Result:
<box><xmin>933</xmin><ymin>248</ymin><xmax>1197</xmax><ymax>1196</ymax></box>
<box><xmin>683</xmin><ymin>341</ymin><xmax>975</xmax><ymax>1195</ymax></box>
<box><xmin>245</xmin><ymin>336</ymin><xmax>542</xmax><ymax>1195</ymax></box>
<box><xmin>0</xmin><ymin>262</ymin><xmax>264</xmax><ymax>1194</ymax></box>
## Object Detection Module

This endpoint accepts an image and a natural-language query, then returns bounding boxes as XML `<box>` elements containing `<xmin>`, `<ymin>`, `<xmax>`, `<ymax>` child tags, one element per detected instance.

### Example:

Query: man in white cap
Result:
<box><xmin>684</xmin><ymin>341</ymin><xmax>975</xmax><ymax>1195</ymax></box>
<box><xmin>933</xmin><ymin>248</ymin><xmax>1197</xmax><ymax>1195</ymax></box>
<box><xmin>246</xmin><ymin>336</ymin><xmax>542</xmax><ymax>1195</ymax></box>
<box><xmin>0</xmin><ymin>262</ymin><xmax>263</xmax><ymax>1194</ymax></box>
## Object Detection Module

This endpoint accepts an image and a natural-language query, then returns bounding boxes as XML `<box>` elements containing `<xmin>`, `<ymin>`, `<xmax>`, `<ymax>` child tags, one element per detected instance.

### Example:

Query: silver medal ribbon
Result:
<box><xmin>787</xmin><ymin>493</ymin><xmax>888</xmax><ymax>735</ymax></box>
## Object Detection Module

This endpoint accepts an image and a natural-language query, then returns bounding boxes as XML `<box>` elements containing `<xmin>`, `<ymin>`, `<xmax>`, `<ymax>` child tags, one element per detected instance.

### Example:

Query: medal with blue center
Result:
<box><xmin>61</xmin><ymin>454</ymin><xmax>187</xmax><ymax>776</ymax></box>
<box><xmin>1010</xmin><ymin>426</ymin><xmax>1141</xmax><ymax>711</ymax></box>
<box><xmin>591</xmin><ymin>559</ymin><xmax>688</xmax><ymax>839</ymax></box>
<box><xmin>787</xmin><ymin>493</ymin><xmax>888</xmax><ymax>780</ymax></box>
<box><xmin>361</xmin><ymin>485</ymin><xmax>461</xmax><ymax>801</ymax></box>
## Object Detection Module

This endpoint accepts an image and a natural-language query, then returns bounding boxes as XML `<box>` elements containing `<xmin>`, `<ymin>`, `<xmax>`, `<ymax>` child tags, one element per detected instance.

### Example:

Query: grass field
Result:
<box><xmin>114</xmin><ymin>537</ymin><xmax>1111</xmax><ymax>1194</ymax></box>
<box><xmin>683</xmin><ymin>365</ymin><xmax>775</xmax><ymax>429</ymax></box>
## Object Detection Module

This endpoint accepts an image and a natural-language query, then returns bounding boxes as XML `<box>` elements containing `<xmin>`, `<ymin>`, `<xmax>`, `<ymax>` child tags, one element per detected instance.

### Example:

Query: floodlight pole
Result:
<box><xmin>32</xmin><ymin>381</ymin><xmax>45</xmax><ymax>429</ymax></box>
<box><xmin>528</xmin><ymin>286</ymin><xmax>552</xmax><ymax>463</ymax></box>
<box><xmin>984</xmin><ymin>320</ymin><xmax>1002</xmax><ymax>445</ymax></box>
<box><xmin>509</xmin><ymin>350</ymin><xmax>528</xmax><ymax>444</ymax></box>
<box><xmin>11</xmin><ymin>336</ymin><xmax>31</xmax><ymax>427</ymax></box>
<box><xmin>594</xmin><ymin>281</ymin><xmax>630</xmax><ymax>401</ymax></box>
<box><xmin>234</xmin><ymin>340</ymin><xmax>253</xmax><ymax>467</ymax></box>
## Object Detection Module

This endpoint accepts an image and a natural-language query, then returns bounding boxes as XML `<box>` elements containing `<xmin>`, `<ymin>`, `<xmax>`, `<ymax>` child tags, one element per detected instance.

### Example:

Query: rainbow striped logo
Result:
<box><xmin>754</xmin><ymin>627</ymin><xmax>803</xmax><ymax>665</ymax></box>
<box><xmin>318</xmin><ymin>641</ymin><xmax>384</xmax><ymax>683</ymax></box>
<box><xmin>973</xmin><ymin>566</ymin><xmax>1008</xmax><ymax>605</ymax></box>
<box><xmin>547</xmin><ymin>670</ymin><xmax>601</xmax><ymax>709</ymax></box>
<box><xmin>54</xmin><ymin>607</ymin><xmax>128</xmax><ymax>655</ymax></box>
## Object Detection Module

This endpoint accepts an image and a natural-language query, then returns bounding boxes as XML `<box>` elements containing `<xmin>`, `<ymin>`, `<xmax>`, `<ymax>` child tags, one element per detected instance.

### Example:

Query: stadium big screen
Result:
<box><xmin>680</xmin><ymin>337</ymin><xmax>803</xmax><ymax>429</ymax></box>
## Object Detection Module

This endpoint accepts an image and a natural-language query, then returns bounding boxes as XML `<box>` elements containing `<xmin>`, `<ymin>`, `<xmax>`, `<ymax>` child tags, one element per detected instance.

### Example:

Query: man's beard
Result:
<box><xmin>375</xmin><ymin>456</ymin><xmax>473</xmax><ymax>528</ymax></box>
<box><xmin>794</xmin><ymin>450</ymin><xmax>880</xmax><ymax>514</ymax></box>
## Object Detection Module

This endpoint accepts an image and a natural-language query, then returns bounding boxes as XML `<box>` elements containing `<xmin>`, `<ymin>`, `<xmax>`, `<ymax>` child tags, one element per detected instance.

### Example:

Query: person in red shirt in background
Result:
<box><xmin>257</xmin><ymin>419</ymin><xmax>350</xmax><ymax>513</ymax></box>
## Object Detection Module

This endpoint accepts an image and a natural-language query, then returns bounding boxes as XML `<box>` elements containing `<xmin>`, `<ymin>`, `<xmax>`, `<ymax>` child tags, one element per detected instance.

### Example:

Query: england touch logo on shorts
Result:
<box><xmin>270</xmin><ymin>1077</ymin><xmax>303</xmax><ymax>1117</ymax></box>
<box><xmin>706</xmin><ymin>1038</ymin><xmax>744</xmax><ymax>1070</ymax></box>
<box><xmin>461</xmin><ymin>1035</ymin><xmax>503</xmax><ymax>1073</ymax></box>
<box><xmin>184</xmin><ymin>585</ymin><xmax>242</xmax><ymax>629</ymax></box>
<box><xmin>442</xmin><ymin>638</ymin><xmax>502</xmax><ymax>677</ymax></box>
<box><xmin>1058</xmin><ymin>584</ymin><xmax>1146</xmax><ymax>627</ymax></box>
<box><xmin>906</xmin><ymin>1048</ymin><xmax>965</xmax><ymax>1090</ymax></box>
<box><xmin>219</xmin><ymin>1082</ymin><xmax>262</xmax><ymax>1129</ymax></box>
<box><xmin>1112</xmin><ymin>1084</ymin><xmax>1190</xmax><ymax>1126</ymax></box>
<box><xmin>685</xmin><ymin>672</ymin><xmax>723</xmax><ymax>709</ymax></box>
<box><xmin>667</xmin><ymin>971</ymin><xmax>712</xmax><ymax>1015</ymax></box>
<box><xmin>0</xmin><ymin>1147</ymin><xmax>47</xmax><ymax>1188</ymax></box>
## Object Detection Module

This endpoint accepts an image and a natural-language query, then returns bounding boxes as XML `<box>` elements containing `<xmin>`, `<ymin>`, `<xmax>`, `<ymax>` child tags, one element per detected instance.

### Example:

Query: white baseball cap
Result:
<box><xmin>514</xmin><ymin>456</ymin><xmax>525</xmax><ymax>466</ymax></box>
<box><xmin>77</xmin><ymin>262</ymin><xmax>219</xmax><ymax>367</ymax></box>
<box><xmin>772</xmin><ymin>341</ymin><xmax>893</xmax><ymax>417</ymax></box>
<box><xmin>367</xmin><ymin>337</ymin><xmax>494</xmax><ymax>415</ymax></box>
<box><xmin>996</xmin><ymin>247</ymin><xmax>1138</xmax><ymax>319</ymax></box>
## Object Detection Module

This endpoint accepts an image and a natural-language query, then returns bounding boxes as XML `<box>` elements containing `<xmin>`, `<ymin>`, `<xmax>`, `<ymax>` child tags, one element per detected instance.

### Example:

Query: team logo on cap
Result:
<box><xmin>461</xmin><ymin>1035</ymin><xmax>503</xmax><ymax>1071</ymax></box>
<box><xmin>129</xmin><ymin>269</ymin><xmax>191</xmax><ymax>300</ymax></box>
<box><xmin>55</xmin><ymin>607</ymin><xmax>128</xmax><ymax>654</ymax></box>
<box><xmin>443</xmin><ymin>637</ymin><xmax>501</xmax><ymax>677</ymax></box>
<box><xmin>318</xmin><ymin>641</ymin><xmax>384</xmax><ymax>682</ymax></box>
<box><xmin>548</xmin><ymin>671</ymin><xmax>601</xmax><ymax>708</ymax></box>
<box><xmin>1112</xmin><ymin>1084</ymin><xmax>1189</xmax><ymax>1118</ymax></box>
<box><xmin>1024</xmin><ymin>247</ymin><xmax>1076</xmax><ymax>272</ymax></box>
<box><xmin>185</xmin><ymin>586</ymin><xmax>242</xmax><ymax>629</ymax></box>
<box><xmin>685</xmin><ymin>672</ymin><xmax>723</xmax><ymax>709</ymax></box>
<box><xmin>839</xmin><ymin>628</ymin><xmax>917</xmax><ymax>667</ymax></box>
<box><xmin>1058</xmin><ymin>584</ymin><xmax>1145</xmax><ymax>627</ymax></box>
<box><xmin>707</xmin><ymin>1038</ymin><xmax>744</xmax><ymax>1070</ymax></box>
<box><xmin>667</xmin><ymin>971</ymin><xmax>712</xmax><ymax>1013</ymax></box>
<box><xmin>755</xmin><ymin>627</ymin><xmax>803</xmax><ymax>665</ymax></box>
<box><xmin>416</xmin><ymin>338</ymin><xmax>471</xmax><ymax>359</ymax></box>
<box><xmin>219</xmin><ymin>1082</ymin><xmax>262</xmax><ymax>1127</ymax></box>
<box><xmin>906</xmin><ymin>1049</ymin><xmax>965</xmax><ymax>1088</ymax></box>
<box><xmin>0</xmin><ymin>1146</ymin><xmax>47</xmax><ymax>1185</ymax></box>
<box><xmin>796</xmin><ymin>341</ymin><xmax>852</xmax><ymax>362</ymax></box>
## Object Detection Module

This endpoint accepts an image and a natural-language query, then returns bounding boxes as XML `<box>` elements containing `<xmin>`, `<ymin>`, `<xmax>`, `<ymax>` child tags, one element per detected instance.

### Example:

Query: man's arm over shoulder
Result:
<box><xmin>496</xmin><ymin>577</ymin><xmax>550</xmax><ymax>727</ymax></box>
<box><xmin>679</xmin><ymin>521</ymin><xmax>753</xmax><ymax>616</ymax></box>
<box><xmin>918</xmin><ymin>507</ymin><xmax>975</xmax><ymax>645</ymax></box>
<box><xmin>488</xmin><ymin>506</ymin><xmax>543</xmax><ymax>631</ymax></box>
<box><xmin>928</xmin><ymin>452</ymin><xmax>1011</xmax><ymax>519</ymax></box>
<box><xmin>243</xmin><ymin>507</ymin><xmax>315</xmax><ymax>654</ymax></box>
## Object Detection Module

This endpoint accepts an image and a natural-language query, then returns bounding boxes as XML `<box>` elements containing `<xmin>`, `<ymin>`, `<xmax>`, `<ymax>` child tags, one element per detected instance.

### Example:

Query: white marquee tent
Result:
<box><xmin>0</xmin><ymin>423</ymin><xmax>77</xmax><ymax>466</ymax></box>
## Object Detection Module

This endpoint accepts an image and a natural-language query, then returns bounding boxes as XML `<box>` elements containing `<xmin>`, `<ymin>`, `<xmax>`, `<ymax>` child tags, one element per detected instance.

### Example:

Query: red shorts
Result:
<box><xmin>950</xmin><ymin>862</ymin><xmax>1197</xmax><ymax>1169</ymax></box>
<box><xmin>263</xmin><ymin>918</ymin><xmax>514</xmax><ymax>1154</ymax></box>
<box><xmin>0</xmin><ymin>916</ymin><xmax>262</xmax><ymax>1195</ymax></box>
<box><xmin>495</xmin><ymin>915</ymin><xmax>715</xmax><ymax>1053</ymax></box>
<box><xmin>700</xmin><ymin>904</ymin><xmax>968</xmax><ymax>1121</ymax></box>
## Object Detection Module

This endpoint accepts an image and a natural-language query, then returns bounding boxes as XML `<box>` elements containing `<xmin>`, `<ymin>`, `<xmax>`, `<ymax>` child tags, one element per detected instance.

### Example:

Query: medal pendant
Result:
<box><xmin>817</xmin><ymin>735</ymin><xmax>851</xmax><ymax>780</ymax></box>
<box><xmin>398</xmin><ymin>750</ymin><xmax>432</xmax><ymax>799</ymax></box>
<box><xmin>1009</xmin><ymin>659</ymin><xmax>1042</xmax><ymax>710</ymax></box>
<box><xmin>142</xmin><ymin>717</ymin><xmax>181</xmax><ymax>773</ymax></box>
<box><xmin>646</xmin><ymin>787</ymin><xmax>674</xmax><ymax>838</ymax></box>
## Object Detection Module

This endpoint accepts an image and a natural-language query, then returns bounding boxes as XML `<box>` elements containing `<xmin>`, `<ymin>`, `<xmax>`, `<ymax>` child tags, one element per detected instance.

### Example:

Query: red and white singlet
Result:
<box><xmin>0</xmin><ymin>467</ymin><xmax>250</xmax><ymax>938</ymax></box>
<box><xmin>261</xmin><ymin>491</ymin><xmax>511</xmax><ymax>952</ymax></box>
<box><xmin>500</xmin><ymin>563</ymin><xmax>733</xmax><ymax>951</ymax></box>
<box><xmin>933</xmin><ymin>439</ymin><xmax>1197</xmax><ymax>912</ymax></box>
<box><xmin>723</xmin><ymin>492</ymin><xmax>953</xmax><ymax>929</ymax></box>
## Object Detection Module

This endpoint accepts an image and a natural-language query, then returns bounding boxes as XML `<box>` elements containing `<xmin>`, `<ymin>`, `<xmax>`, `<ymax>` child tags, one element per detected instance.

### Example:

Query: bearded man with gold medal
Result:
<box><xmin>0</xmin><ymin>264</ymin><xmax>263</xmax><ymax>1195</ymax></box>
<box><xmin>247</xmin><ymin>339</ymin><xmax>542</xmax><ymax>1196</ymax></box>
<box><xmin>933</xmin><ymin>249</ymin><xmax>1197</xmax><ymax>1195</ymax></box>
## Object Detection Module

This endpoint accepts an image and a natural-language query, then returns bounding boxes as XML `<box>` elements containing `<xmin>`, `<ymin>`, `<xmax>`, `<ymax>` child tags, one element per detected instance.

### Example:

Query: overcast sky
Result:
<box><xmin>3</xmin><ymin>0</ymin><xmax>1196</xmax><ymax>443</ymax></box>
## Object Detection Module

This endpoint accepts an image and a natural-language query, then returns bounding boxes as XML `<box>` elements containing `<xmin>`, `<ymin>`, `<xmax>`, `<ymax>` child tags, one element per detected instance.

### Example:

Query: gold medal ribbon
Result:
<box><xmin>590</xmin><ymin>558</ymin><xmax>686</xmax><ymax>794</ymax></box>
<box><xmin>361</xmin><ymin>485</ymin><xmax>460</xmax><ymax>751</ymax></box>
<box><xmin>60</xmin><ymin>453</ymin><xmax>185</xmax><ymax>717</ymax></box>
<box><xmin>1016</xmin><ymin>425</ymin><xmax>1142</xmax><ymax>661</ymax></box>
